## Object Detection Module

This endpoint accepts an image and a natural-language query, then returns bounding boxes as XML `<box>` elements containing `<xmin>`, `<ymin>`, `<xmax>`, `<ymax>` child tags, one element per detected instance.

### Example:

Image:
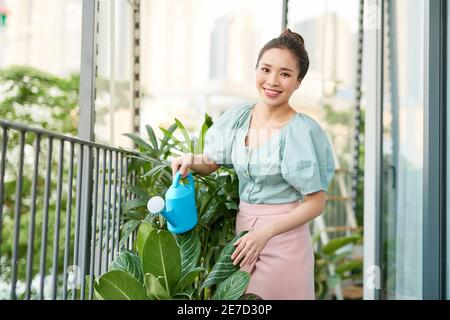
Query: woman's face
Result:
<box><xmin>255</xmin><ymin>48</ymin><xmax>301</xmax><ymax>108</ymax></box>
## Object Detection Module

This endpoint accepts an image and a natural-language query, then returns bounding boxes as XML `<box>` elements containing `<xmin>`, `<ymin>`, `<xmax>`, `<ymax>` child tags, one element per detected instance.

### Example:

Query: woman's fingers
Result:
<box><xmin>231</xmin><ymin>239</ymin><xmax>246</xmax><ymax>260</ymax></box>
<box><xmin>179</xmin><ymin>163</ymin><xmax>190</xmax><ymax>177</ymax></box>
<box><xmin>240</xmin><ymin>249</ymin><xmax>255</xmax><ymax>267</ymax></box>
<box><xmin>232</xmin><ymin>242</ymin><xmax>251</xmax><ymax>265</ymax></box>
<box><xmin>248</xmin><ymin>251</ymin><xmax>259</xmax><ymax>266</ymax></box>
<box><xmin>171</xmin><ymin>162</ymin><xmax>179</xmax><ymax>177</ymax></box>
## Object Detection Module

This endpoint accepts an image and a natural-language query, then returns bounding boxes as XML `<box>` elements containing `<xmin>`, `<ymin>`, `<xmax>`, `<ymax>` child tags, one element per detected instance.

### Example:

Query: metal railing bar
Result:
<box><xmin>51</xmin><ymin>139</ymin><xmax>65</xmax><ymax>300</ymax></box>
<box><xmin>124</xmin><ymin>157</ymin><xmax>132</xmax><ymax>250</ymax></box>
<box><xmin>0</xmin><ymin>121</ymin><xmax>139</xmax><ymax>300</ymax></box>
<box><xmin>0</xmin><ymin>127</ymin><xmax>8</xmax><ymax>259</ymax></box>
<box><xmin>123</xmin><ymin>156</ymin><xmax>129</xmax><ymax>202</ymax></box>
<box><xmin>25</xmin><ymin>134</ymin><xmax>41</xmax><ymax>300</ymax></box>
<box><xmin>132</xmin><ymin>171</ymin><xmax>136</xmax><ymax>200</ymax></box>
<box><xmin>80</xmin><ymin>145</ymin><xmax>92</xmax><ymax>300</ymax></box>
<box><xmin>0</xmin><ymin>120</ymin><xmax>134</xmax><ymax>155</ymax></box>
<box><xmin>111</xmin><ymin>151</ymin><xmax>118</xmax><ymax>259</ymax></box>
<box><xmin>39</xmin><ymin>136</ymin><xmax>53</xmax><ymax>300</ymax></box>
<box><xmin>62</xmin><ymin>141</ymin><xmax>75</xmax><ymax>300</ymax></box>
<box><xmin>72</xmin><ymin>144</ymin><xmax>84</xmax><ymax>300</ymax></box>
<box><xmin>105</xmin><ymin>149</ymin><xmax>113</xmax><ymax>268</ymax></box>
<box><xmin>88</xmin><ymin>147</ymin><xmax>100</xmax><ymax>300</ymax></box>
<box><xmin>97</xmin><ymin>149</ymin><xmax>107</xmax><ymax>275</ymax></box>
<box><xmin>116</xmin><ymin>153</ymin><xmax>123</xmax><ymax>253</ymax></box>
<box><xmin>10</xmin><ymin>130</ymin><xmax>26</xmax><ymax>300</ymax></box>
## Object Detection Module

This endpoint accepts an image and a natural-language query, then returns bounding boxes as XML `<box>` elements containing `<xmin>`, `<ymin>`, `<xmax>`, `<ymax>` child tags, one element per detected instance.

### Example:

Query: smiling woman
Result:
<box><xmin>172</xmin><ymin>29</ymin><xmax>336</xmax><ymax>300</ymax></box>
<box><xmin>189</xmin><ymin>29</ymin><xmax>334</xmax><ymax>299</ymax></box>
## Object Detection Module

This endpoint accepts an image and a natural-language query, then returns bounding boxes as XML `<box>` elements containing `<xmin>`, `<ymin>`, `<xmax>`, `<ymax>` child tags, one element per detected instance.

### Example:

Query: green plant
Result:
<box><xmin>0</xmin><ymin>66</ymin><xmax>80</xmax><ymax>290</ymax></box>
<box><xmin>313</xmin><ymin>232</ymin><xmax>363</xmax><ymax>300</ymax></box>
<box><xmin>94</xmin><ymin>222</ymin><xmax>258</xmax><ymax>300</ymax></box>
<box><xmin>323</xmin><ymin>104</ymin><xmax>365</xmax><ymax>227</ymax></box>
<box><xmin>120</xmin><ymin>115</ymin><xmax>240</xmax><ymax>299</ymax></box>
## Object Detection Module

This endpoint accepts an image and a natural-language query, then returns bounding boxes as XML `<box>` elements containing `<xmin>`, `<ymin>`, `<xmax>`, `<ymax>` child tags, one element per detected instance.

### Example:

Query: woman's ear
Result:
<box><xmin>295</xmin><ymin>80</ymin><xmax>302</xmax><ymax>90</ymax></box>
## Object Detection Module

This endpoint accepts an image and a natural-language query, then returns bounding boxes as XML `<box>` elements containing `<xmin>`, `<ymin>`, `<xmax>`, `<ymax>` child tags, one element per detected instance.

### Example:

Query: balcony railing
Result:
<box><xmin>0</xmin><ymin>120</ymin><xmax>137</xmax><ymax>300</ymax></box>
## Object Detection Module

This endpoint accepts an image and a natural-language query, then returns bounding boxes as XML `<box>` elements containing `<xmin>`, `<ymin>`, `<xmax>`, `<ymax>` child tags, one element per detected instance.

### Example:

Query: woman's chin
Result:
<box><xmin>259</xmin><ymin>97</ymin><xmax>287</xmax><ymax>108</ymax></box>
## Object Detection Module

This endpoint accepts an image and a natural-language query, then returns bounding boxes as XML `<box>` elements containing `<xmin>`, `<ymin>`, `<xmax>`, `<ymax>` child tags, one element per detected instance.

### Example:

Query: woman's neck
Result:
<box><xmin>254</xmin><ymin>103</ymin><xmax>296</xmax><ymax>125</ymax></box>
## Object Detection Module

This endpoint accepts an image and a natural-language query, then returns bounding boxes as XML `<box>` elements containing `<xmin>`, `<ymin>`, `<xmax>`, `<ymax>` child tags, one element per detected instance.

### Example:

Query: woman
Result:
<box><xmin>171</xmin><ymin>29</ymin><xmax>335</xmax><ymax>300</ymax></box>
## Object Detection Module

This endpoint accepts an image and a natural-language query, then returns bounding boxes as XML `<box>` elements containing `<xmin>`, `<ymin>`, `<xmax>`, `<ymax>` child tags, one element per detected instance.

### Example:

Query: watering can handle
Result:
<box><xmin>172</xmin><ymin>171</ymin><xmax>194</xmax><ymax>188</ymax></box>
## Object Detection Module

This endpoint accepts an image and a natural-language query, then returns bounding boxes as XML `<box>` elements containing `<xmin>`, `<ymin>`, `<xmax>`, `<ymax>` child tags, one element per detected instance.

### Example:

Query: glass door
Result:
<box><xmin>380</xmin><ymin>0</ymin><xmax>424</xmax><ymax>299</ymax></box>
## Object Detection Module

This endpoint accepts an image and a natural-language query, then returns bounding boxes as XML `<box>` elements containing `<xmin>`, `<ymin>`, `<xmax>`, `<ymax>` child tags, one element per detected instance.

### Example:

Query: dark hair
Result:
<box><xmin>256</xmin><ymin>29</ymin><xmax>309</xmax><ymax>80</ymax></box>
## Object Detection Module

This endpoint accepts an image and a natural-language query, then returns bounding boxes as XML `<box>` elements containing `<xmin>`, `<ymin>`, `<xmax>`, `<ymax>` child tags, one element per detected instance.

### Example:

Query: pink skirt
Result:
<box><xmin>235</xmin><ymin>200</ymin><xmax>315</xmax><ymax>300</ymax></box>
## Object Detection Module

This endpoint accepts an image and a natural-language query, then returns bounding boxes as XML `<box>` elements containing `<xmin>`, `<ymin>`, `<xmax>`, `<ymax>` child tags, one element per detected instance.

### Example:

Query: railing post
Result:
<box><xmin>78</xmin><ymin>0</ymin><xmax>98</xmax><ymax>299</ymax></box>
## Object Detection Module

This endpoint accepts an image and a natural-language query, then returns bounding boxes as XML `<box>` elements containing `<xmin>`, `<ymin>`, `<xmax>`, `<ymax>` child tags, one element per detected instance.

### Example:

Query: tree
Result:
<box><xmin>0</xmin><ymin>65</ymin><xmax>79</xmax><ymax>298</ymax></box>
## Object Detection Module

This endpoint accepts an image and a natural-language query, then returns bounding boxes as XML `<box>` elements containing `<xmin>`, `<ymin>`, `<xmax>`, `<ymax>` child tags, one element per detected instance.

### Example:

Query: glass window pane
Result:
<box><xmin>381</xmin><ymin>0</ymin><xmax>424</xmax><ymax>299</ymax></box>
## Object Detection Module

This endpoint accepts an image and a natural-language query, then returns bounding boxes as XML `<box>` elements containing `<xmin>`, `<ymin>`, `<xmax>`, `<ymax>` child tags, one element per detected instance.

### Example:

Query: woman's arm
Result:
<box><xmin>171</xmin><ymin>153</ymin><xmax>220</xmax><ymax>177</ymax></box>
<box><xmin>264</xmin><ymin>191</ymin><xmax>326</xmax><ymax>237</ymax></box>
<box><xmin>190</xmin><ymin>154</ymin><xmax>220</xmax><ymax>176</ymax></box>
<box><xmin>231</xmin><ymin>191</ymin><xmax>326</xmax><ymax>267</ymax></box>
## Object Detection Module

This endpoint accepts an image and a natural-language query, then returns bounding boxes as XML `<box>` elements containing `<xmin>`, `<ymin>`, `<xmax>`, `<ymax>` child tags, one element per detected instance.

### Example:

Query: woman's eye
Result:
<box><xmin>281</xmin><ymin>73</ymin><xmax>291</xmax><ymax>77</ymax></box>
<box><xmin>261</xmin><ymin>67</ymin><xmax>269</xmax><ymax>72</ymax></box>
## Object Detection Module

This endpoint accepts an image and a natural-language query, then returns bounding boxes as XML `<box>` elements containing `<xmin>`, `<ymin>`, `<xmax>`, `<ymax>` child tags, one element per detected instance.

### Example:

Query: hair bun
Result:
<box><xmin>280</xmin><ymin>28</ymin><xmax>305</xmax><ymax>46</ymax></box>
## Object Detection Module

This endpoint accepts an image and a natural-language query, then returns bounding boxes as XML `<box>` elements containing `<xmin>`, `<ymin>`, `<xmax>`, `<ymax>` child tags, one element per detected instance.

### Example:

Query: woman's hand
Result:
<box><xmin>231</xmin><ymin>226</ymin><xmax>273</xmax><ymax>267</ymax></box>
<box><xmin>171</xmin><ymin>153</ymin><xmax>194</xmax><ymax>178</ymax></box>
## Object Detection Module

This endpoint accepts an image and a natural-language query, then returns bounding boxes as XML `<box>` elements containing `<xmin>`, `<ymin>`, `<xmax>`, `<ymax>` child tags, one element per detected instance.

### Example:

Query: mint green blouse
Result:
<box><xmin>203</xmin><ymin>103</ymin><xmax>336</xmax><ymax>204</ymax></box>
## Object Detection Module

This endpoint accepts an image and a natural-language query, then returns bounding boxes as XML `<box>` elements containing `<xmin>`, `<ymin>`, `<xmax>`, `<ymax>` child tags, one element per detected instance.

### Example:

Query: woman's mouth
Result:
<box><xmin>263</xmin><ymin>88</ymin><xmax>282</xmax><ymax>98</ymax></box>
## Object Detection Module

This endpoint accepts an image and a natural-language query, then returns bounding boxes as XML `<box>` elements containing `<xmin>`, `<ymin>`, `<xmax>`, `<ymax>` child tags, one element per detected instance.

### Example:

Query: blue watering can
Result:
<box><xmin>147</xmin><ymin>171</ymin><xmax>198</xmax><ymax>234</ymax></box>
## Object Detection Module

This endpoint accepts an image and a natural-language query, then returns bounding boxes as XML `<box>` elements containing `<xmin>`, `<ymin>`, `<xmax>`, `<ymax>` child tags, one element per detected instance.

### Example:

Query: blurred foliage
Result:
<box><xmin>313</xmin><ymin>232</ymin><xmax>363</xmax><ymax>300</ymax></box>
<box><xmin>323</xmin><ymin>103</ymin><xmax>365</xmax><ymax>227</ymax></box>
<box><xmin>0</xmin><ymin>65</ymin><xmax>79</xmax><ymax>134</ymax></box>
<box><xmin>0</xmin><ymin>65</ymin><xmax>79</xmax><ymax>298</ymax></box>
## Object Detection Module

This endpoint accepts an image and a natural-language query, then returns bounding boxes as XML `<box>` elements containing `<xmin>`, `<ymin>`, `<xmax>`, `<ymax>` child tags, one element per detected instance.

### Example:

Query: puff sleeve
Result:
<box><xmin>203</xmin><ymin>103</ymin><xmax>252</xmax><ymax>169</ymax></box>
<box><xmin>281</xmin><ymin>114</ymin><xmax>336</xmax><ymax>195</ymax></box>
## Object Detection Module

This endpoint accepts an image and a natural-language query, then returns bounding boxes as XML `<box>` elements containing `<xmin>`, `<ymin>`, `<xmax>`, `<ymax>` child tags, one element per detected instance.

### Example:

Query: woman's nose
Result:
<box><xmin>267</xmin><ymin>73</ymin><xmax>280</xmax><ymax>86</ymax></box>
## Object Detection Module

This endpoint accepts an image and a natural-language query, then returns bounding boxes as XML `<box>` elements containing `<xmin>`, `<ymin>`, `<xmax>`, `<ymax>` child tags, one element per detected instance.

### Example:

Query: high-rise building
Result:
<box><xmin>1</xmin><ymin>0</ymin><xmax>82</xmax><ymax>75</ymax></box>
<box><xmin>293</xmin><ymin>13</ymin><xmax>356</xmax><ymax>106</ymax></box>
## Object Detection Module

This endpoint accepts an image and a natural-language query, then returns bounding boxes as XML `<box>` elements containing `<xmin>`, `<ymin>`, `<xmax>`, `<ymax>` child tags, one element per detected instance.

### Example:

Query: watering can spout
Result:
<box><xmin>147</xmin><ymin>196</ymin><xmax>177</xmax><ymax>227</ymax></box>
<box><xmin>159</xmin><ymin>208</ymin><xmax>177</xmax><ymax>227</ymax></box>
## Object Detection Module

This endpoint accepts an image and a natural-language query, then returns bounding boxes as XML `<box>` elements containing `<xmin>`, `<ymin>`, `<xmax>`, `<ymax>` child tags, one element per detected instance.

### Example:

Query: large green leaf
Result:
<box><xmin>174</xmin><ymin>266</ymin><xmax>205</xmax><ymax>293</ymax></box>
<box><xmin>108</xmin><ymin>250</ymin><xmax>144</xmax><ymax>284</ymax></box>
<box><xmin>123</xmin><ymin>184</ymin><xmax>152</xmax><ymax>200</ymax></box>
<box><xmin>136</xmin><ymin>221</ymin><xmax>154</xmax><ymax>257</ymax></box>
<box><xmin>322</xmin><ymin>234</ymin><xmax>362</xmax><ymax>255</ymax></box>
<box><xmin>142</xmin><ymin>230</ymin><xmax>181</xmax><ymax>296</ymax></box>
<box><xmin>94</xmin><ymin>270</ymin><xmax>149</xmax><ymax>300</ymax></box>
<box><xmin>119</xmin><ymin>220</ymin><xmax>141</xmax><ymax>248</ymax></box>
<box><xmin>174</xmin><ymin>118</ymin><xmax>192</xmax><ymax>152</ymax></box>
<box><xmin>145</xmin><ymin>124</ymin><xmax>159</xmax><ymax>152</ymax></box>
<box><xmin>144</xmin><ymin>273</ymin><xmax>170</xmax><ymax>300</ymax></box>
<box><xmin>174</xmin><ymin>230</ymin><xmax>201</xmax><ymax>276</ymax></box>
<box><xmin>122</xmin><ymin>198</ymin><xmax>147</xmax><ymax>213</ymax></box>
<box><xmin>123</xmin><ymin>133</ymin><xmax>153</xmax><ymax>151</ymax></box>
<box><xmin>158</xmin><ymin>123</ymin><xmax>177</xmax><ymax>151</ymax></box>
<box><xmin>211</xmin><ymin>271</ymin><xmax>250</xmax><ymax>300</ymax></box>
<box><xmin>335</xmin><ymin>259</ymin><xmax>363</xmax><ymax>275</ymax></box>
<box><xmin>200</xmin><ymin>231</ymin><xmax>247</xmax><ymax>290</ymax></box>
<box><xmin>141</xmin><ymin>164</ymin><xmax>168</xmax><ymax>178</ymax></box>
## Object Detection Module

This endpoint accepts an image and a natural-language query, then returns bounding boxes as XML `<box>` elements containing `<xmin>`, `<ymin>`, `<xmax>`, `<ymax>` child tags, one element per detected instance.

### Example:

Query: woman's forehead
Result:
<box><xmin>259</xmin><ymin>48</ymin><xmax>298</xmax><ymax>69</ymax></box>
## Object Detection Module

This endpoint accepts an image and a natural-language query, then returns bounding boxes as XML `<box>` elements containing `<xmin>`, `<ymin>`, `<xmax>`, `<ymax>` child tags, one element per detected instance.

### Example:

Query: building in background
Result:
<box><xmin>0</xmin><ymin>0</ymin><xmax>81</xmax><ymax>75</ymax></box>
<box><xmin>0</xmin><ymin>0</ymin><xmax>356</xmax><ymax>156</ymax></box>
<box><xmin>293</xmin><ymin>13</ymin><xmax>356</xmax><ymax>105</ymax></box>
